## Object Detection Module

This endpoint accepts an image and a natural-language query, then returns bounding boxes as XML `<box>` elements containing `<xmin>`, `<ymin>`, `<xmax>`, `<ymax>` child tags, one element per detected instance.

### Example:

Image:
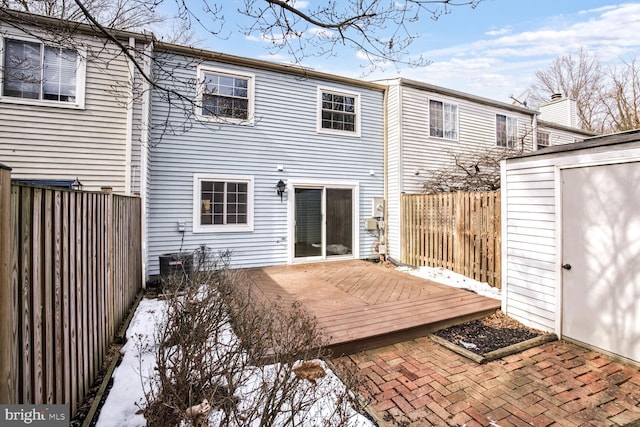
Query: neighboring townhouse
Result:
<box><xmin>145</xmin><ymin>43</ymin><xmax>386</xmax><ymax>275</ymax></box>
<box><xmin>0</xmin><ymin>10</ymin><xmax>152</xmax><ymax>194</ymax></box>
<box><xmin>378</xmin><ymin>78</ymin><xmax>596</xmax><ymax>263</ymax></box>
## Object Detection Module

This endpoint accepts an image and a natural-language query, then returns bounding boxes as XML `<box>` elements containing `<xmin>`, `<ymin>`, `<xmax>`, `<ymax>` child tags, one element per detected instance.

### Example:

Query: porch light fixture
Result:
<box><xmin>276</xmin><ymin>179</ymin><xmax>286</xmax><ymax>202</ymax></box>
<box><xmin>71</xmin><ymin>177</ymin><xmax>83</xmax><ymax>191</ymax></box>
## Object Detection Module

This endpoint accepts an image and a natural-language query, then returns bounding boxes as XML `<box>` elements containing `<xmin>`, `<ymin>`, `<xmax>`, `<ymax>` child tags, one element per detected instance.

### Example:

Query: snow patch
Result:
<box><xmin>396</xmin><ymin>265</ymin><xmax>502</xmax><ymax>300</ymax></box>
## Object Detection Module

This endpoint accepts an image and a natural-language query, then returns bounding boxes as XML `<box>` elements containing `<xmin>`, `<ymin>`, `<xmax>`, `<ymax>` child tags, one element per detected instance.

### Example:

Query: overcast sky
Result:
<box><xmin>178</xmin><ymin>1</ymin><xmax>640</xmax><ymax>104</ymax></box>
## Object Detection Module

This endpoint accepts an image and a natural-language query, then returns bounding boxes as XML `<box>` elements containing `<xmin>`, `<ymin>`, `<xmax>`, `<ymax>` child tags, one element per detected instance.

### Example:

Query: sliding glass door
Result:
<box><xmin>294</xmin><ymin>188</ymin><xmax>323</xmax><ymax>258</ymax></box>
<box><xmin>325</xmin><ymin>189</ymin><xmax>353</xmax><ymax>256</ymax></box>
<box><xmin>293</xmin><ymin>186</ymin><xmax>354</xmax><ymax>260</ymax></box>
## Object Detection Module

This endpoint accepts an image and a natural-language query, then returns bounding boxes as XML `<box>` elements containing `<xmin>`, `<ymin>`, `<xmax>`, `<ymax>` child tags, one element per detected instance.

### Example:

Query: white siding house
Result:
<box><xmin>0</xmin><ymin>11</ymin><xmax>151</xmax><ymax>194</ymax></box>
<box><xmin>502</xmin><ymin>130</ymin><xmax>640</xmax><ymax>363</ymax></box>
<box><xmin>146</xmin><ymin>45</ymin><xmax>385</xmax><ymax>275</ymax></box>
<box><xmin>379</xmin><ymin>78</ymin><xmax>596</xmax><ymax>263</ymax></box>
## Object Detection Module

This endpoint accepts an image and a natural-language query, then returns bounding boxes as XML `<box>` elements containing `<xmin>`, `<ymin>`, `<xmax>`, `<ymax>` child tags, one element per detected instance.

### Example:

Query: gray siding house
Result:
<box><xmin>0</xmin><ymin>10</ymin><xmax>152</xmax><ymax>194</ymax></box>
<box><xmin>378</xmin><ymin>78</ymin><xmax>596</xmax><ymax>263</ymax></box>
<box><xmin>146</xmin><ymin>44</ymin><xmax>386</xmax><ymax>275</ymax></box>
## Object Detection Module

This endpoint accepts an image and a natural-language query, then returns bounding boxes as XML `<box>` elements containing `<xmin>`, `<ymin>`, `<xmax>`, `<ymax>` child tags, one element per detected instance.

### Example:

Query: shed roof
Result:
<box><xmin>510</xmin><ymin>129</ymin><xmax>640</xmax><ymax>160</ymax></box>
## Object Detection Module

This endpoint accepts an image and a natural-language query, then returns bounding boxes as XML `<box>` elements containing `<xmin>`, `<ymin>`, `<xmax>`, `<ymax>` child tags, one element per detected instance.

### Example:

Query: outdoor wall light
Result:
<box><xmin>276</xmin><ymin>179</ymin><xmax>287</xmax><ymax>202</ymax></box>
<box><xmin>71</xmin><ymin>177</ymin><xmax>83</xmax><ymax>191</ymax></box>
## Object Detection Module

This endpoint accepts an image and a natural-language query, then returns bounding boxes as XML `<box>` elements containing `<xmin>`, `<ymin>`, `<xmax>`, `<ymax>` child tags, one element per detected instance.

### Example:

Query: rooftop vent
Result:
<box><xmin>551</xmin><ymin>93</ymin><xmax>563</xmax><ymax>100</ymax></box>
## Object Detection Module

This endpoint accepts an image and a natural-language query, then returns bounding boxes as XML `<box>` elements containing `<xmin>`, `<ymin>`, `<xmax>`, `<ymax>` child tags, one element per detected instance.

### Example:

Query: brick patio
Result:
<box><xmin>338</xmin><ymin>337</ymin><xmax>640</xmax><ymax>426</ymax></box>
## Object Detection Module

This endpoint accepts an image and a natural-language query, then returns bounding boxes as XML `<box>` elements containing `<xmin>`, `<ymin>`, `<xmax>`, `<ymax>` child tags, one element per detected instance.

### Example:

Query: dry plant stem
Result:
<box><xmin>142</xmin><ymin>249</ymin><xmax>366</xmax><ymax>426</ymax></box>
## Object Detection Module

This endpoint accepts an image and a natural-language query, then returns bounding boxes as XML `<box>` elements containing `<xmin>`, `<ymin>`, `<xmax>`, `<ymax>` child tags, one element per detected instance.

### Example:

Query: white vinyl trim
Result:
<box><xmin>316</xmin><ymin>86</ymin><xmax>362</xmax><ymax>137</ymax></box>
<box><xmin>192</xmin><ymin>173</ymin><xmax>255</xmax><ymax>233</ymax></box>
<box><xmin>287</xmin><ymin>179</ymin><xmax>360</xmax><ymax>263</ymax></box>
<box><xmin>195</xmin><ymin>65</ymin><xmax>255</xmax><ymax>125</ymax></box>
<box><xmin>0</xmin><ymin>35</ymin><xmax>86</xmax><ymax>109</ymax></box>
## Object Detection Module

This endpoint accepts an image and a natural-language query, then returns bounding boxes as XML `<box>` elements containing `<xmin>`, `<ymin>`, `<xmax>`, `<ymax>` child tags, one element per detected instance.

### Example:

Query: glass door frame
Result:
<box><xmin>287</xmin><ymin>179</ymin><xmax>360</xmax><ymax>264</ymax></box>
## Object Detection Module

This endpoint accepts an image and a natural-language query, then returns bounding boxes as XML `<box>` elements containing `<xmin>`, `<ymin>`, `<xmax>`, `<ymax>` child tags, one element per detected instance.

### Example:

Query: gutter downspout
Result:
<box><xmin>500</xmin><ymin>158</ymin><xmax>508</xmax><ymax>314</ymax></box>
<box><xmin>397</xmin><ymin>82</ymin><xmax>404</xmax><ymax>262</ymax></box>
<box><xmin>124</xmin><ymin>36</ymin><xmax>135</xmax><ymax>194</ymax></box>
<box><xmin>382</xmin><ymin>85</ymin><xmax>389</xmax><ymax>261</ymax></box>
<box><xmin>139</xmin><ymin>39</ymin><xmax>153</xmax><ymax>284</ymax></box>
<box><xmin>532</xmin><ymin>112</ymin><xmax>538</xmax><ymax>151</ymax></box>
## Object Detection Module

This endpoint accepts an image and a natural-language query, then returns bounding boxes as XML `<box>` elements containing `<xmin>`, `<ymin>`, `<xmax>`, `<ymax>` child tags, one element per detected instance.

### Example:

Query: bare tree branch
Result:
<box><xmin>528</xmin><ymin>47</ymin><xmax>608</xmax><ymax>132</ymax></box>
<box><xmin>238</xmin><ymin>0</ymin><xmax>483</xmax><ymax>71</ymax></box>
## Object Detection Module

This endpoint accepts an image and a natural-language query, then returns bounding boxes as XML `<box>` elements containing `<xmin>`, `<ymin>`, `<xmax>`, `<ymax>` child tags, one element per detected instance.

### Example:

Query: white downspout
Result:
<box><xmin>124</xmin><ymin>37</ymin><xmax>135</xmax><ymax>194</ymax></box>
<box><xmin>532</xmin><ymin>112</ymin><xmax>538</xmax><ymax>150</ymax></box>
<box><xmin>140</xmin><ymin>39</ymin><xmax>153</xmax><ymax>283</ymax></box>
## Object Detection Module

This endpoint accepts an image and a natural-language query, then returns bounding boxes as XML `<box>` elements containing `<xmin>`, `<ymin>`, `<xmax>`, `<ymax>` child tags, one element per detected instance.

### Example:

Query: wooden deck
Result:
<box><xmin>244</xmin><ymin>260</ymin><xmax>501</xmax><ymax>355</ymax></box>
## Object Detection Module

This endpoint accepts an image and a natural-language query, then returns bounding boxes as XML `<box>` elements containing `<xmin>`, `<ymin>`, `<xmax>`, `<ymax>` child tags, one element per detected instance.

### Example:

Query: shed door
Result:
<box><xmin>561</xmin><ymin>162</ymin><xmax>640</xmax><ymax>362</ymax></box>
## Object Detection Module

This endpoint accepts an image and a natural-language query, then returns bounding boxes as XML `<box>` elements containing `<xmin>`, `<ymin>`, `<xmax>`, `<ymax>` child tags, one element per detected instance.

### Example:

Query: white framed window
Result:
<box><xmin>537</xmin><ymin>131</ymin><xmax>550</xmax><ymax>149</ymax></box>
<box><xmin>496</xmin><ymin>114</ymin><xmax>518</xmax><ymax>148</ymax></box>
<box><xmin>196</xmin><ymin>66</ymin><xmax>254</xmax><ymax>124</ymax></box>
<box><xmin>317</xmin><ymin>87</ymin><xmax>361</xmax><ymax>136</ymax></box>
<box><xmin>192</xmin><ymin>174</ymin><xmax>254</xmax><ymax>233</ymax></box>
<box><xmin>1</xmin><ymin>37</ymin><xmax>85</xmax><ymax>108</ymax></box>
<box><xmin>429</xmin><ymin>99</ymin><xmax>458</xmax><ymax>140</ymax></box>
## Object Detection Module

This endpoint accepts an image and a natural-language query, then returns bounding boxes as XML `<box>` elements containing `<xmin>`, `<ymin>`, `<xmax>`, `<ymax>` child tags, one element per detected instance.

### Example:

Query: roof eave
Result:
<box><xmin>154</xmin><ymin>41</ymin><xmax>387</xmax><ymax>92</ymax></box>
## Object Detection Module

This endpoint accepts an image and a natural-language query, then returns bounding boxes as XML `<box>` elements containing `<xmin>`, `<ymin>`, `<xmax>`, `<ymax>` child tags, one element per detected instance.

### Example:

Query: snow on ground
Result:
<box><xmin>396</xmin><ymin>265</ymin><xmax>502</xmax><ymax>300</ymax></box>
<box><xmin>96</xmin><ymin>298</ymin><xmax>375</xmax><ymax>427</ymax></box>
<box><xmin>97</xmin><ymin>298</ymin><xmax>160</xmax><ymax>427</ymax></box>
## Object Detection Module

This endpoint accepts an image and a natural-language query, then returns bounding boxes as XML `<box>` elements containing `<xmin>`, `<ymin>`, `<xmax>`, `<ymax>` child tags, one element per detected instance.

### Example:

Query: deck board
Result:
<box><xmin>244</xmin><ymin>260</ymin><xmax>501</xmax><ymax>355</ymax></box>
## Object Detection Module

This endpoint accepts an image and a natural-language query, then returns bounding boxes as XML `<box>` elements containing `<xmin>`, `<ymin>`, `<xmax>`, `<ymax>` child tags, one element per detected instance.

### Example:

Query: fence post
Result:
<box><xmin>453</xmin><ymin>191</ymin><xmax>464</xmax><ymax>275</ymax></box>
<box><xmin>0</xmin><ymin>164</ymin><xmax>15</xmax><ymax>404</ymax></box>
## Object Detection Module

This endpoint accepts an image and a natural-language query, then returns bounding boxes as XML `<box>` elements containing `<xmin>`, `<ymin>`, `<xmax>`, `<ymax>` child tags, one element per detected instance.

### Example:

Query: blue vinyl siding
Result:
<box><xmin>147</xmin><ymin>52</ymin><xmax>385</xmax><ymax>274</ymax></box>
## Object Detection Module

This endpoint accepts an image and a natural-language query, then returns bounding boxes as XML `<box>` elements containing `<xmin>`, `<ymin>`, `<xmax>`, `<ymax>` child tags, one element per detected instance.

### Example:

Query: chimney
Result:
<box><xmin>539</xmin><ymin>95</ymin><xmax>578</xmax><ymax>128</ymax></box>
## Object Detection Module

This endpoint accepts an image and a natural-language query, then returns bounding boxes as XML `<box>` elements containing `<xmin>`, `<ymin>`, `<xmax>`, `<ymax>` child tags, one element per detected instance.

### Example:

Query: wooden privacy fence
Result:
<box><xmin>0</xmin><ymin>166</ymin><xmax>142</xmax><ymax>415</ymax></box>
<box><xmin>401</xmin><ymin>191</ymin><xmax>501</xmax><ymax>288</ymax></box>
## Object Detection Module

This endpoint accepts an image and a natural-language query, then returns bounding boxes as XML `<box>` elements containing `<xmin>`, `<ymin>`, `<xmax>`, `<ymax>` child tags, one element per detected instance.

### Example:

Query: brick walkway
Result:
<box><xmin>338</xmin><ymin>337</ymin><xmax>640</xmax><ymax>426</ymax></box>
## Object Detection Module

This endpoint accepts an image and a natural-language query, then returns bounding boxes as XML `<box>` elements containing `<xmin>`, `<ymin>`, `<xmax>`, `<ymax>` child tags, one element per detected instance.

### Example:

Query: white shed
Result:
<box><xmin>502</xmin><ymin>130</ymin><xmax>640</xmax><ymax>364</ymax></box>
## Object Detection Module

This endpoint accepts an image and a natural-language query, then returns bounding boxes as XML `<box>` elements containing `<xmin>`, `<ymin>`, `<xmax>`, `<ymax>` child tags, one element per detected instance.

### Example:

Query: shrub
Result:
<box><xmin>142</xmin><ymin>249</ymin><xmax>367</xmax><ymax>427</ymax></box>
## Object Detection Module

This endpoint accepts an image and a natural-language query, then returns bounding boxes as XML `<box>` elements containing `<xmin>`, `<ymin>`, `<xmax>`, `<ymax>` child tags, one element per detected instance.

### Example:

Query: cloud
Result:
<box><xmin>485</xmin><ymin>27</ymin><xmax>512</xmax><ymax>36</ymax></box>
<box><xmin>256</xmin><ymin>53</ymin><xmax>290</xmax><ymax>61</ymax></box>
<box><xmin>306</xmin><ymin>27</ymin><xmax>336</xmax><ymax>38</ymax></box>
<box><xmin>420</xmin><ymin>4</ymin><xmax>640</xmax><ymax>64</ymax></box>
<box><xmin>383</xmin><ymin>4</ymin><xmax>640</xmax><ymax>102</ymax></box>
<box><xmin>578</xmin><ymin>5</ymin><xmax>617</xmax><ymax>15</ymax></box>
<box><xmin>244</xmin><ymin>31</ymin><xmax>300</xmax><ymax>44</ymax></box>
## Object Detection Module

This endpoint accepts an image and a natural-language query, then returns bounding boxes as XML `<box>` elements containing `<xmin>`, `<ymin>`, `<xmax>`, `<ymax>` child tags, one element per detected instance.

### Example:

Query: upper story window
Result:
<box><xmin>496</xmin><ymin>114</ymin><xmax>518</xmax><ymax>148</ymax></box>
<box><xmin>193</xmin><ymin>174</ymin><xmax>254</xmax><ymax>233</ymax></box>
<box><xmin>537</xmin><ymin>131</ymin><xmax>550</xmax><ymax>149</ymax></box>
<box><xmin>197</xmin><ymin>67</ymin><xmax>254</xmax><ymax>123</ymax></box>
<box><xmin>1</xmin><ymin>37</ymin><xmax>84</xmax><ymax>107</ymax></box>
<box><xmin>429</xmin><ymin>99</ymin><xmax>458</xmax><ymax>140</ymax></box>
<box><xmin>318</xmin><ymin>87</ymin><xmax>360</xmax><ymax>136</ymax></box>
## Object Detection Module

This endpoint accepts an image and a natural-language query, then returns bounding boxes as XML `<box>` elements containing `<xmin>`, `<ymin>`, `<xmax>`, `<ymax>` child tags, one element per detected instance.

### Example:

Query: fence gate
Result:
<box><xmin>401</xmin><ymin>191</ymin><xmax>501</xmax><ymax>288</ymax></box>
